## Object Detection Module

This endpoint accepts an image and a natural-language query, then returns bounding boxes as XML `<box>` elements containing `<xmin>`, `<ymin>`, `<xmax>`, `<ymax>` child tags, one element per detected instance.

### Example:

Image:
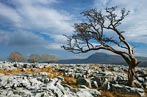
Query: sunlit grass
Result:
<box><xmin>62</xmin><ymin>75</ymin><xmax>78</xmax><ymax>88</ymax></box>
<box><xmin>0</xmin><ymin>66</ymin><xmax>53</xmax><ymax>75</ymax></box>
<box><xmin>0</xmin><ymin>66</ymin><xmax>78</xmax><ymax>87</ymax></box>
<box><xmin>99</xmin><ymin>90</ymin><xmax>139</xmax><ymax>97</ymax></box>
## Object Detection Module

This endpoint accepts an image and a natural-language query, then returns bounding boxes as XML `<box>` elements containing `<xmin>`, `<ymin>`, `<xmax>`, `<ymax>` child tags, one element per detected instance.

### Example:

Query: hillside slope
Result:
<box><xmin>58</xmin><ymin>52</ymin><xmax>147</xmax><ymax>67</ymax></box>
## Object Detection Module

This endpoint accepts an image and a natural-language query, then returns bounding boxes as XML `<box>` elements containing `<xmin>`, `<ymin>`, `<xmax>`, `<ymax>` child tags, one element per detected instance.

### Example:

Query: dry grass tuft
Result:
<box><xmin>62</xmin><ymin>75</ymin><xmax>78</xmax><ymax>88</ymax></box>
<box><xmin>0</xmin><ymin>68</ymin><xmax>22</xmax><ymax>75</ymax></box>
<box><xmin>100</xmin><ymin>90</ymin><xmax>115</xmax><ymax>97</ymax></box>
<box><xmin>144</xmin><ymin>88</ymin><xmax>147</xmax><ymax>97</ymax></box>
<box><xmin>0</xmin><ymin>66</ymin><xmax>53</xmax><ymax>75</ymax></box>
<box><xmin>99</xmin><ymin>90</ymin><xmax>139</xmax><ymax>97</ymax></box>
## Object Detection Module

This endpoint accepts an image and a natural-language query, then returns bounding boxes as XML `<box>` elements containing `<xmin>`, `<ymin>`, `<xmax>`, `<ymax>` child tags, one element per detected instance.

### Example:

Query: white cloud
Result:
<box><xmin>46</xmin><ymin>43</ymin><xmax>63</xmax><ymax>50</ymax></box>
<box><xmin>32</xmin><ymin>0</ymin><xmax>58</xmax><ymax>4</ymax></box>
<box><xmin>17</xmin><ymin>5</ymin><xmax>74</xmax><ymax>33</ymax></box>
<box><xmin>0</xmin><ymin>0</ymin><xmax>75</xmax><ymax>50</ymax></box>
<box><xmin>50</xmin><ymin>35</ymin><xmax>68</xmax><ymax>43</ymax></box>
<box><xmin>0</xmin><ymin>2</ymin><xmax>22</xmax><ymax>27</ymax></box>
<box><xmin>0</xmin><ymin>31</ymin><xmax>9</xmax><ymax>45</ymax></box>
<box><xmin>94</xmin><ymin>0</ymin><xmax>147</xmax><ymax>44</ymax></box>
<box><xmin>0</xmin><ymin>0</ymin><xmax>74</xmax><ymax>34</ymax></box>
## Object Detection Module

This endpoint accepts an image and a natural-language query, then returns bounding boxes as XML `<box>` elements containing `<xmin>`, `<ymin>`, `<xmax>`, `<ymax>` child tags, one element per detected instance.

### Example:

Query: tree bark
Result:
<box><xmin>128</xmin><ymin>65</ymin><xmax>135</xmax><ymax>87</ymax></box>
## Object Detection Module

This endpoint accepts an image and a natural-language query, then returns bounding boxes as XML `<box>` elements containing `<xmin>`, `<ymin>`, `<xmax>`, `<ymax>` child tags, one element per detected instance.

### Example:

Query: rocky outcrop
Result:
<box><xmin>0</xmin><ymin>61</ymin><xmax>147</xmax><ymax>97</ymax></box>
<box><xmin>0</xmin><ymin>73</ymin><xmax>101</xmax><ymax>97</ymax></box>
<box><xmin>55</xmin><ymin>64</ymin><xmax>147</xmax><ymax>97</ymax></box>
<box><xmin>110</xmin><ymin>84</ymin><xmax>145</xmax><ymax>97</ymax></box>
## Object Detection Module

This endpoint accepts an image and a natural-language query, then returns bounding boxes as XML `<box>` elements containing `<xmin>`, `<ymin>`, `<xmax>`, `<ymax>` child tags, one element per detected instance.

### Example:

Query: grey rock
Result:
<box><xmin>43</xmin><ymin>78</ymin><xmax>50</xmax><ymax>83</ymax></box>
<box><xmin>142</xmin><ymin>81</ymin><xmax>147</xmax><ymax>88</ymax></box>
<box><xmin>39</xmin><ymin>72</ymin><xmax>48</xmax><ymax>78</ymax></box>
<box><xmin>76</xmin><ymin>90</ymin><xmax>94</xmax><ymax>97</ymax></box>
<box><xmin>93</xmin><ymin>81</ymin><xmax>98</xmax><ymax>88</ymax></box>
<box><xmin>110</xmin><ymin>84</ymin><xmax>145</xmax><ymax>97</ymax></box>
<box><xmin>23</xmin><ymin>64</ymin><xmax>28</xmax><ymax>68</ymax></box>
<box><xmin>76</xmin><ymin>88</ymin><xmax>101</xmax><ymax>97</ymax></box>
<box><xmin>90</xmin><ymin>77</ymin><xmax>102</xmax><ymax>87</ymax></box>
<box><xmin>80</xmin><ymin>85</ymin><xmax>89</xmax><ymax>89</ymax></box>
<box><xmin>77</xmin><ymin>77</ymin><xmax>88</xmax><ymax>85</ymax></box>
<box><xmin>102</xmin><ymin>79</ymin><xmax>111</xmax><ymax>90</ymax></box>
<box><xmin>134</xmin><ymin>80</ymin><xmax>144</xmax><ymax>88</ymax></box>
<box><xmin>137</xmin><ymin>77</ymin><xmax>144</xmax><ymax>83</ymax></box>
<box><xmin>6</xmin><ymin>90</ymin><xmax>13</xmax><ymax>97</ymax></box>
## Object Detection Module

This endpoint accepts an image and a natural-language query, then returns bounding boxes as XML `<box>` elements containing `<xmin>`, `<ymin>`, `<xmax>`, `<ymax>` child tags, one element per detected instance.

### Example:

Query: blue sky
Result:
<box><xmin>0</xmin><ymin>0</ymin><xmax>147</xmax><ymax>60</ymax></box>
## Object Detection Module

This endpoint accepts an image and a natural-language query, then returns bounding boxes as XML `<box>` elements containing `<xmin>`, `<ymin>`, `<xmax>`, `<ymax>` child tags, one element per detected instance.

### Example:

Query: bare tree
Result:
<box><xmin>41</xmin><ymin>54</ymin><xmax>58</xmax><ymax>63</ymax></box>
<box><xmin>62</xmin><ymin>7</ymin><xmax>140</xmax><ymax>86</ymax></box>
<box><xmin>28</xmin><ymin>54</ymin><xmax>41</xmax><ymax>63</ymax></box>
<box><xmin>8</xmin><ymin>52</ymin><xmax>24</xmax><ymax>62</ymax></box>
<box><xmin>28</xmin><ymin>54</ymin><xmax>58</xmax><ymax>63</ymax></box>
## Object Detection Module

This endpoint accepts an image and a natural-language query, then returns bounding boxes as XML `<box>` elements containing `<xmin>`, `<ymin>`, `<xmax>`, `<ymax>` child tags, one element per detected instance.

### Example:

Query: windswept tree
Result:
<box><xmin>8</xmin><ymin>52</ymin><xmax>24</xmax><ymax>62</ymax></box>
<box><xmin>62</xmin><ymin>7</ymin><xmax>140</xmax><ymax>86</ymax></box>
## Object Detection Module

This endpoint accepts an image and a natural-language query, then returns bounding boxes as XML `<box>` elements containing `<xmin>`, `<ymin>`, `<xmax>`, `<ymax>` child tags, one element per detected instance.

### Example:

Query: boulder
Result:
<box><xmin>137</xmin><ymin>77</ymin><xmax>144</xmax><ymax>83</ymax></box>
<box><xmin>76</xmin><ymin>88</ymin><xmax>101</xmax><ymax>97</ymax></box>
<box><xmin>76</xmin><ymin>90</ymin><xmax>94</xmax><ymax>97</ymax></box>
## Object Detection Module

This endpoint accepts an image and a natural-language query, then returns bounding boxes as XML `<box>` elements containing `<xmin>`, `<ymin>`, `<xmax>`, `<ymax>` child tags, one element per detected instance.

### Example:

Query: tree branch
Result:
<box><xmin>62</xmin><ymin>7</ymin><xmax>138</xmax><ymax>67</ymax></box>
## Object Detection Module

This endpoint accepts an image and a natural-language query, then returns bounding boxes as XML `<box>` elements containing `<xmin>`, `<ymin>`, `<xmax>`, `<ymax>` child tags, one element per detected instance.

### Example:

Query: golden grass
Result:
<box><xmin>0</xmin><ymin>66</ymin><xmax>78</xmax><ymax>87</ymax></box>
<box><xmin>0</xmin><ymin>68</ymin><xmax>22</xmax><ymax>75</ymax></box>
<box><xmin>62</xmin><ymin>75</ymin><xmax>78</xmax><ymax>88</ymax></box>
<box><xmin>0</xmin><ymin>66</ymin><xmax>53</xmax><ymax>75</ymax></box>
<box><xmin>98</xmin><ymin>90</ymin><xmax>140</xmax><ymax>97</ymax></box>
<box><xmin>99</xmin><ymin>90</ymin><xmax>115</xmax><ymax>97</ymax></box>
<box><xmin>144</xmin><ymin>88</ymin><xmax>147</xmax><ymax>97</ymax></box>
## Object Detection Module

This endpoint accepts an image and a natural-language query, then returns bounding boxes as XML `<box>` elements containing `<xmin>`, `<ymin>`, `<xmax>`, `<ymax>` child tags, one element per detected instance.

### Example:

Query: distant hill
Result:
<box><xmin>58</xmin><ymin>52</ymin><xmax>147</xmax><ymax>67</ymax></box>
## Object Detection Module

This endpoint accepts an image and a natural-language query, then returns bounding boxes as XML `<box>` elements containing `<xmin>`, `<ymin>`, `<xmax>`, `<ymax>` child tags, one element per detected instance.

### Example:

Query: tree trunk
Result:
<box><xmin>128</xmin><ymin>65</ymin><xmax>135</xmax><ymax>87</ymax></box>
